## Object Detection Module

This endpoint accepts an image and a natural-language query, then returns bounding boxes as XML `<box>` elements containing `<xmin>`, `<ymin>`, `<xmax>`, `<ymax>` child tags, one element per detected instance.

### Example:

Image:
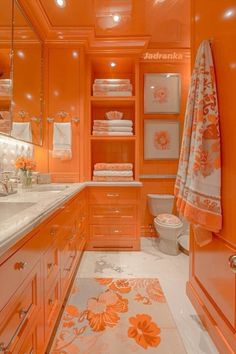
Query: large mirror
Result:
<box><xmin>0</xmin><ymin>0</ymin><xmax>13</xmax><ymax>135</ymax></box>
<box><xmin>0</xmin><ymin>0</ymin><xmax>43</xmax><ymax>145</ymax></box>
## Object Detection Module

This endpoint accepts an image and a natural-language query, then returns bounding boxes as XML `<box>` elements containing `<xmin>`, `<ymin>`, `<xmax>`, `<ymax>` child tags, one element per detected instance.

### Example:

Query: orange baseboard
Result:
<box><xmin>186</xmin><ymin>282</ymin><xmax>236</xmax><ymax>354</ymax></box>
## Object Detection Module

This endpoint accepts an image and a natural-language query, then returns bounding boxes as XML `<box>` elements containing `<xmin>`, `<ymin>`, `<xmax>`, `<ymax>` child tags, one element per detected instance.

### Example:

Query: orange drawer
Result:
<box><xmin>89</xmin><ymin>205</ymin><xmax>136</xmax><ymax>224</ymax></box>
<box><xmin>89</xmin><ymin>239</ymin><xmax>136</xmax><ymax>250</ymax></box>
<box><xmin>43</xmin><ymin>241</ymin><xmax>60</xmax><ymax>293</ymax></box>
<box><xmin>89</xmin><ymin>187</ymin><xmax>138</xmax><ymax>204</ymax></box>
<box><xmin>91</xmin><ymin>225</ymin><xmax>136</xmax><ymax>239</ymax></box>
<box><xmin>16</xmin><ymin>319</ymin><xmax>43</xmax><ymax>354</ymax></box>
<box><xmin>0</xmin><ymin>232</ymin><xmax>46</xmax><ymax>311</ymax></box>
<box><xmin>44</xmin><ymin>274</ymin><xmax>61</xmax><ymax>338</ymax></box>
<box><xmin>0</xmin><ymin>262</ymin><xmax>42</xmax><ymax>353</ymax></box>
<box><xmin>60</xmin><ymin>240</ymin><xmax>78</xmax><ymax>298</ymax></box>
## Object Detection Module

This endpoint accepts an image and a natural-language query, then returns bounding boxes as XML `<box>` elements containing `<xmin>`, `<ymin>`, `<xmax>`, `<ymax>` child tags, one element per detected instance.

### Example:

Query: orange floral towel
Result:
<box><xmin>174</xmin><ymin>40</ymin><xmax>222</xmax><ymax>234</ymax></box>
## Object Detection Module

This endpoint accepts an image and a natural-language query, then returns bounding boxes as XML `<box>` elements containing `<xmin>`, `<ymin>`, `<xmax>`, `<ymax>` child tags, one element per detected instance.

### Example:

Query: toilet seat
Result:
<box><xmin>155</xmin><ymin>213</ymin><xmax>183</xmax><ymax>228</ymax></box>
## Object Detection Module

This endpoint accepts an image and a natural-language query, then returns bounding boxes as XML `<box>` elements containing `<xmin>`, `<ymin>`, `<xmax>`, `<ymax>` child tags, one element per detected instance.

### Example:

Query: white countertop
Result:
<box><xmin>0</xmin><ymin>181</ymin><xmax>142</xmax><ymax>257</ymax></box>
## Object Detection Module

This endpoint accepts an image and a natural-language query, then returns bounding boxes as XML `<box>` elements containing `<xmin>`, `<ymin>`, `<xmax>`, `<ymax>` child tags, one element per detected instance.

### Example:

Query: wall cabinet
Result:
<box><xmin>86</xmin><ymin>56</ymin><xmax>140</xmax><ymax>182</ymax></box>
<box><xmin>0</xmin><ymin>189</ymin><xmax>87</xmax><ymax>353</ymax></box>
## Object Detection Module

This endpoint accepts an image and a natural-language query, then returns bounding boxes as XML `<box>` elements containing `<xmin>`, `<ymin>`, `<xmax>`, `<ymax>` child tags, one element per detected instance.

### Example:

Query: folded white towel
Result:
<box><xmin>94</xmin><ymin>79</ymin><xmax>130</xmax><ymax>84</ymax></box>
<box><xmin>93</xmin><ymin>91</ymin><xmax>132</xmax><ymax>97</ymax></box>
<box><xmin>93</xmin><ymin>126</ymin><xmax>133</xmax><ymax>132</ymax></box>
<box><xmin>52</xmin><ymin>122</ymin><xmax>72</xmax><ymax>160</ymax></box>
<box><xmin>93</xmin><ymin>170</ymin><xmax>133</xmax><ymax>177</ymax></box>
<box><xmin>11</xmin><ymin>122</ymin><xmax>32</xmax><ymax>142</ymax></box>
<box><xmin>94</xmin><ymin>120</ymin><xmax>133</xmax><ymax>127</ymax></box>
<box><xmin>92</xmin><ymin>131</ymin><xmax>133</xmax><ymax>136</ymax></box>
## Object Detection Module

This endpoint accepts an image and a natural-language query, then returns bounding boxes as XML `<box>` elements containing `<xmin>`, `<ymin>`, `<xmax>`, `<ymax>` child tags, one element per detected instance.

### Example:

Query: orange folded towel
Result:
<box><xmin>94</xmin><ymin>163</ymin><xmax>133</xmax><ymax>171</ymax></box>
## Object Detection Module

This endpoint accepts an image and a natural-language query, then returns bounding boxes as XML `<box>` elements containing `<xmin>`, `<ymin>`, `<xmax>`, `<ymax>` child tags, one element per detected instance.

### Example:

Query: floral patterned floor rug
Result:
<box><xmin>50</xmin><ymin>278</ymin><xmax>187</xmax><ymax>354</ymax></box>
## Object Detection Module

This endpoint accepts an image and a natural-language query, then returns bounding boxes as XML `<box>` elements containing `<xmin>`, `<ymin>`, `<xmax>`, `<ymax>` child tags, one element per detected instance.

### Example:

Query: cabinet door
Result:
<box><xmin>47</xmin><ymin>47</ymin><xmax>80</xmax><ymax>182</ymax></box>
<box><xmin>193</xmin><ymin>236</ymin><xmax>236</xmax><ymax>328</ymax></box>
<box><xmin>0</xmin><ymin>262</ymin><xmax>43</xmax><ymax>353</ymax></box>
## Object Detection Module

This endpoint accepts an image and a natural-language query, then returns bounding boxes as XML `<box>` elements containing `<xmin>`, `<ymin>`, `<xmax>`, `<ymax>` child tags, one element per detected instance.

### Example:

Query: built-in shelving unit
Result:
<box><xmin>87</xmin><ymin>55</ymin><xmax>140</xmax><ymax>181</ymax></box>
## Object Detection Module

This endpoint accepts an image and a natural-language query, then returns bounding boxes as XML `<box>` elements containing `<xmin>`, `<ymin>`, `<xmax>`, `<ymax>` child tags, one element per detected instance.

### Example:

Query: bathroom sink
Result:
<box><xmin>0</xmin><ymin>202</ymin><xmax>36</xmax><ymax>223</ymax></box>
<box><xmin>29</xmin><ymin>185</ymin><xmax>70</xmax><ymax>192</ymax></box>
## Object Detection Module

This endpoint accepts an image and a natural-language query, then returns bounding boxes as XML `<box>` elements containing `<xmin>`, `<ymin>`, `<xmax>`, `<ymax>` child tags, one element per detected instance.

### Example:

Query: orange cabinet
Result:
<box><xmin>87</xmin><ymin>186</ymin><xmax>140</xmax><ymax>251</ymax></box>
<box><xmin>0</xmin><ymin>189</ymin><xmax>88</xmax><ymax>354</ymax></box>
<box><xmin>47</xmin><ymin>47</ymin><xmax>81</xmax><ymax>182</ymax></box>
<box><xmin>0</xmin><ymin>261</ymin><xmax>43</xmax><ymax>354</ymax></box>
<box><xmin>44</xmin><ymin>274</ymin><xmax>61</xmax><ymax>339</ymax></box>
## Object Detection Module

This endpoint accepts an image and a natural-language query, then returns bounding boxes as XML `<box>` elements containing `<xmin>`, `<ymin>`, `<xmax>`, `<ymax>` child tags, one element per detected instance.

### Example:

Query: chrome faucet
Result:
<box><xmin>0</xmin><ymin>180</ymin><xmax>8</xmax><ymax>196</ymax></box>
<box><xmin>0</xmin><ymin>172</ymin><xmax>17</xmax><ymax>196</ymax></box>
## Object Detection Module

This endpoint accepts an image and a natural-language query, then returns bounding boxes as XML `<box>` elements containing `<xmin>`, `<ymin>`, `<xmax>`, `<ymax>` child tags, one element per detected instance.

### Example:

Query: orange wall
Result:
<box><xmin>192</xmin><ymin>0</ymin><xmax>236</xmax><ymax>246</ymax></box>
<box><xmin>139</xmin><ymin>56</ymin><xmax>191</xmax><ymax>234</ymax></box>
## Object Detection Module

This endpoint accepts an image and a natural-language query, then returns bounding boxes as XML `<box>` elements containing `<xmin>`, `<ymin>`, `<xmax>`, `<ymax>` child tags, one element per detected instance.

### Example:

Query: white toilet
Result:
<box><xmin>147</xmin><ymin>194</ymin><xmax>183</xmax><ymax>255</ymax></box>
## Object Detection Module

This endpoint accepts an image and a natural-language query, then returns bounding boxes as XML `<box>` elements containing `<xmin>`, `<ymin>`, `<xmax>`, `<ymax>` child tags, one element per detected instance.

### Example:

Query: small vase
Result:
<box><xmin>21</xmin><ymin>170</ymin><xmax>32</xmax><ymax>189</ymax></box>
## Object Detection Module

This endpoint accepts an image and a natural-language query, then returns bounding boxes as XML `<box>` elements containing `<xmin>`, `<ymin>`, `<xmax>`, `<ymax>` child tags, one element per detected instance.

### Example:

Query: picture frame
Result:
<box><xmin>144</xmin><ymin>119</ymin><xmax>180</xmax><ymax>160</ymax></box>
<box><xmin>144</xmin><ymin>73</ymin><xmax>181</xmax><ymax>114</ymax></box>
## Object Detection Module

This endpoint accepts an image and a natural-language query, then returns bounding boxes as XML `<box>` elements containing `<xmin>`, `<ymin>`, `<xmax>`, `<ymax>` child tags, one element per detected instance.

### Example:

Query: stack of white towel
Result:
<box><xmin>93</xmin><ymin>79</ymin><xmax>132</xmax><ymax>96</ymax></box>
<box><xmin>92</xmin><ymin>163</ymin><xmax>134</xmax><ymax>182</ymax></box>
<box><xmin>92</xmin><ymin>119</ymin><xmax>133</xmax><ymax>136</ymax></box>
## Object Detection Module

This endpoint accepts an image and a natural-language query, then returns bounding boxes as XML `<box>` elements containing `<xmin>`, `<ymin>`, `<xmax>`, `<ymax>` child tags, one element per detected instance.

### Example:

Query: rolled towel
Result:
<box><xmin>94</xmin><ymin>120</ymin><xmax>133</xmax><ymax>127</ymax></box>
<box><xmin>92</xmin><ymin>131</ymin><xmax>133</xmax><ymax>136</ymax></box>
<box><xmin>92</xmin><ymin>126</ymin><xmax>133</xmax><ymax>132</ymax></box>
<box><xmin>93</xmin><ymin>176</ymin><xmax>134</xmax><ymax>182</ymax></box>
<box><xmin>94</xmin><ymin>163</ymin><xmax>133</xmax><ymax>171</ymax></box>
<box><xmin>105</xmin><ymin>111</ymin><xmax>123</xmax><ymax>120</ymax></box>
<box><xmin>93</xmin><ymin>170</ymin><xmax>133</xmax><ymax>177</ymax></box>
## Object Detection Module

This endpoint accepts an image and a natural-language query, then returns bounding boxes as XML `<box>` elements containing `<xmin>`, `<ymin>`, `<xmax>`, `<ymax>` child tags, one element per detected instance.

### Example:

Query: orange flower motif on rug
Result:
<box><xmin>51</xmin><ymin>278</ymin><xmax>186</xmax><ymax>354</ymax></box>
<box><xmin>128</xmin><ymin>314</ymin><xmax>161</xmax><ymax>349</ymax></box>
<box><xmin>87</xmin><ymin>289</ymin><xmax>128</xmax><ymax>332</ymax></box>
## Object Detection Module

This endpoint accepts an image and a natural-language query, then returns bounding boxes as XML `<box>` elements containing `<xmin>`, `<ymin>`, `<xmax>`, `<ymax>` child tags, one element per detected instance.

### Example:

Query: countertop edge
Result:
<box><xmin>0</xmin><ymin>181</ymin><xmax>143</xmax><ymax>258</ymax></box>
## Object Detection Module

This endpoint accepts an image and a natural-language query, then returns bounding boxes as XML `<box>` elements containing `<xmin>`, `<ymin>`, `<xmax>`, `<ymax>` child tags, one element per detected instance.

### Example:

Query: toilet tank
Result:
<box><xmin>147</xmin><ymin>194</ymin><xmax>174</xmax><ymax>216</ymax></box>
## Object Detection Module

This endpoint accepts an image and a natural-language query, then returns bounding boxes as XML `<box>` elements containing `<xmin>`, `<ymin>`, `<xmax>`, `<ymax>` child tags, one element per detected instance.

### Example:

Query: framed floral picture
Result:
<box><xmin>144</xmin><ymin>73</ymin><xmax>181</xmax><ymax>114</ymax></box>
<box><xmin>144</xmin><ymin>119</ymin><xmax>180</xmax><ymax>159</ymax></box>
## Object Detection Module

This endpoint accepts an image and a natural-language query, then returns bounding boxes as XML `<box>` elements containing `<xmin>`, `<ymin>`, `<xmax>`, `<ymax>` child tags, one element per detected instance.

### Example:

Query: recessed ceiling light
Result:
<box><xmin>223</xmin><ymin>9</ymin><xmax>235</xmax><ymax>18</ymax></box>
<box><xmin>17</xmin><ymin>50</ymin><xmax>25</xmax><ymax>58</ymax></box>
<box><xmin>113</xmin><ymin>14</ymin><xmax>121</xmax><ymax>23</ymax></box>
<box><xmin>110</xmin><ymin>62</ymin><xmax>116</xmax><ymax>68</ymax></box>
<box><xmin>55</xmin><ymin>0</ymin><xmax>66</xmax><ymax>8</ymax></box>
<box><xmin>26</xmin><ymin>93</ymin><xmax>32</xmax><ymax>100</ymax></box>
<box><xmin>72</xmin><ymin>51</ymin><xmax>79</xmax><ymax>58</ymax></box>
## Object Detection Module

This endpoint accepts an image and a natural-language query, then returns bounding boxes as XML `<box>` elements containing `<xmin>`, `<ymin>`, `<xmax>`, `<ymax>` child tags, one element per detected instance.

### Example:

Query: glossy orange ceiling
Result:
<box><xmin>38</xmin><ymin>0</ymin><xmax>190</xmax><ymax>47</ymax></box>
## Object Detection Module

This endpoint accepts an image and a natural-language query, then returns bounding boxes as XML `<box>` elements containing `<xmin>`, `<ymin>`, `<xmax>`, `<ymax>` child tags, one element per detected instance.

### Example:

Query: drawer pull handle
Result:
<box><xmin>229</xmin><ymin>254</ymin><xmax>236</xmax><ymax>273</ymax></box>
<box><xmin>50</xmin><ymin>227</ymin><xmax>57</xmax><ymax>236</ymax></box>
<box><xmin>15</xmin><ymin>261</ymin><xmax>27</xmax><ymax>270</ymax></box>
<box><xmin>106</xmin><ymin>193</ymin><xmax>120</xmax><ymax>198</ymax></box>
<box><xmin>47</xmin><ymin>263</ymin><xmax>54</xmax><ymax>270</ymax></box>
<box><xmin>0</xmin><ymin>343</ymin><xmax>8</xmax><ymax>352</ymax></box>
<box><xmin>3</xmin><ymin>305</ymin><xmax>31</xmax><ymax>351</ymax></box>
<box><xmin>65</xmin><ymin>256</ymin><xmax>76</xmax><ymax>272</ymax></box>
<box><xmin>114</xmin><ymin>230</ymin><xmax>120</xmax><ymax>233</ymax></box>
<box><xmin>19</xmin><ymin>308</ymin><xmax>28</xmax><ymax>319</ymax></box>
<box><xmin>48</xmin><ymin>298</ymin><xmax>54</xmax><ymax>305</ymax></box>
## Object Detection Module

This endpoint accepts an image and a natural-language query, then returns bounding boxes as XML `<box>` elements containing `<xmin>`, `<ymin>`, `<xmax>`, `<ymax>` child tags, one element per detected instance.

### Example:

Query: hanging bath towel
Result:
<box><xmin>52</xmin><ymin>122</ymin><xmax>72</xmax><ymax>160</ymax></box>
<box><xmin>174</xmin><ymin>40</ymin><xmax>222</xmax><ymax>234</ymax></box>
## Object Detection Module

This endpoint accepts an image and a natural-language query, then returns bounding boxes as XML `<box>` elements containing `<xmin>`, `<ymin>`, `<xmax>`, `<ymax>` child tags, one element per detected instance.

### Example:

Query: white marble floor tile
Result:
<box><xmin>77</xmin><ymin>237</ymin><xmax>219</xmax><ymax>354</ymax></box>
